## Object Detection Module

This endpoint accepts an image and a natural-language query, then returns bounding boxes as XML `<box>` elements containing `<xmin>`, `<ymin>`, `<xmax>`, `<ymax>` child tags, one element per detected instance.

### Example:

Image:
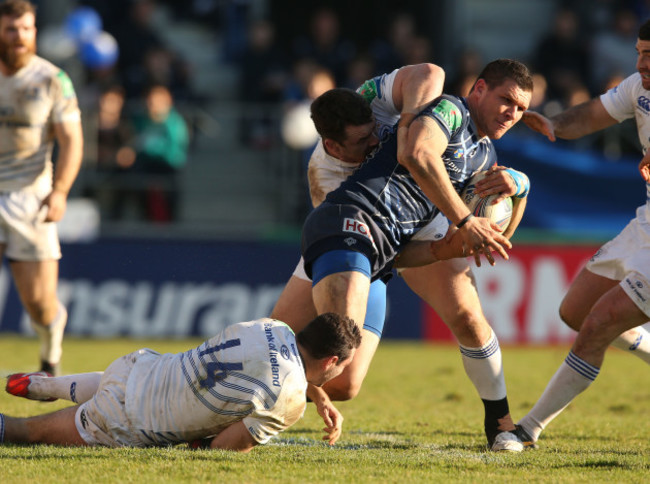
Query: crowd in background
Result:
<box><xmin>37</xmin><ymin>0</ymin><xmax>650</xmax><ymax>223</ymax></box>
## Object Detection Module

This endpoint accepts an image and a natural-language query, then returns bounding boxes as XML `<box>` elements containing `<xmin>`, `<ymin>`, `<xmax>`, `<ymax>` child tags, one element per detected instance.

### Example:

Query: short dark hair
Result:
<box><xmin>640</xmin><ymin>19</ymin><xmax>650</xmax><ymax>41</ymax></box>
<box><xmin>0</xmin><ymin>0</ymin><xmax>36</xmax><ymax>18</ymax></box>
<box><xmin>472</xmin><ymin>58</ymin><xmax>533</xmax><ymax>93</ymax></box>
<box><xmin>310</xmin><ymin>88</ymin><xmax>373</xmax><ymax>144</ymax></box>
<box><xmin>297</xmin><ymin>312</ymin><xmax>361</xmax><ymax>363</ymax></box>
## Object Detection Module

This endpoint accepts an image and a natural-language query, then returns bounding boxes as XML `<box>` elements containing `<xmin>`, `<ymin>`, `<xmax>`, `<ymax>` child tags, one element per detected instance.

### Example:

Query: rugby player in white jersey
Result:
<box><xmin>2</xmin><ymin>313</ymin><xmax>361</xmax><ymax>451</ymax></box>
<box><xmin>514</xmin><ymin>18</ymin><xmax>650</xmax><ymax>448</ymax></box>
<box><xmin>272</xmin><ymin>63</ymin><xmax>531</xmax><ymax>450</ymax></box>
<box><xmin>0</xmin><ymin>0</ymin><xmax>83</xmax><ymax>375</ymax></box>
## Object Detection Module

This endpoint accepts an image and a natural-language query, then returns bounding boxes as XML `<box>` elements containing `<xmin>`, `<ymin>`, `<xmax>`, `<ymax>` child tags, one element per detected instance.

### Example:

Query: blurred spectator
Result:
<box><xmin>112</xmin><ymin>84</ymin><xmax>190</xmax><ymax>222</ymax></box>
<box><xmin>403</xmin><ymin>35</ymin><xmax>433</xmax><ymax>66</ymax></box>
<box><xmin>238</xmin><ymin>18</ymin><xmax>289</xmax><ymax>149</ymax></box>
<box><xmin>448</xmin><ymin>48</ymin><xmax>483</xmax><ymax>97</ymax></box>
<box><xmin>344</xmin><ymin>54</ymin><xmax>376</xmax><ymax>90</ymax></box>
<box><xmin>532</xmin><ymin>7</ymin><xmax>590</xmax><ymax>103</ymax></box>
<box><xmin>108</xmin><ymin>0</ymin><xmax>192</xmax><ymax>101</ymax></box>
<box><xmin>281</xmin><ymin>62</ymin><xmax>335</xmax><ymax>219</ymax></box>
<box><xmin>292</xmin><ymin>7</ymin><xmax>355</xmax><ymax>85</ymax></box>
<box><xmin>96</xmin><ymin>85</ymin><xmax>130</xmax><ymax>170</ymax></box>
<box><xmin>369</xmin><ymin>12</ymin><xmax>416</xmax><ymax>74</ymax></box>
<box><xmin>529</xmin><ymin>72</ymin><xmax>549</xmax><ymax>111</ymax></box>
<box><xmin>590</xmin><ymin>7</ymin><xmax>640</xmax><ymax>93</ymax></box>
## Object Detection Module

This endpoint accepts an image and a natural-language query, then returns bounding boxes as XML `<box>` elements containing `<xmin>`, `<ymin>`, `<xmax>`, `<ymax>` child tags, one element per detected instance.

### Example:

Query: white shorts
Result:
<box><xmin>0</xmin><ymin>186</ymin><xmax>60</xmax><ymax>261</ymax></box>
<box><xmin>587</xmin><ymin>207</ymin><xmax>650</xmax><ymax>317</ymax></box>
<box><xmin>75</xmin><ymin>349</ymin><xmax>157</xmax><ymax>447</ymax></box>
<box><xmin>292</xmin><ymin>214</ymin><xmax>449</xmax><ymax>281</ymax></box>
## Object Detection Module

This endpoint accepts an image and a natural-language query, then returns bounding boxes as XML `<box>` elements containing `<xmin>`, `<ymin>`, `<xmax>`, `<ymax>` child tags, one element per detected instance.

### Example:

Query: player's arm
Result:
<box><xmin>400</xmin><ymin>116</ymin><xmax>509</xmax><ymax>265</ymax></box>
<box><xmin>392</xmin><ymin>63</ymin><xmax>445</xmax><ymax>128</ymax></box>
<box><xmin>307</xmin><ymin>384</ymin><xmax>344</xmax><ymax>445</ymax></box>
<box><xmin>207</xmin><ymin>420</ymin><xmax>259</xmax><ymax>453</ymax></box>
<box><xmin>523</xmin><ymin>98</ymin><xmax>617</xmax><ymax>142</ymax></box>
<box><xmin>393</xmin><ymin>64</ymin><xmax>445</xmax><ymax>165</ymax></box>
<box><xmin>43</xmin><ymin>120</ymin><xmax>83</xmax><ymax>222</ymax></box>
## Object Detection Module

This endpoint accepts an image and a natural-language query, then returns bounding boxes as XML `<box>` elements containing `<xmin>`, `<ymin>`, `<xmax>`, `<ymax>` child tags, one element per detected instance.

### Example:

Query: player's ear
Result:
<box><xmin>322</xmin><ymin>355</ymin><xmax>339</xmax><ymax>370</ymax></box>
<box><xmin>473</xmin><ymin>78</ymin><xmax>487</xmax><ymax>96</ymax></box>
<box><xmin>323</xmin><ymin>138</ymin><xmax>343</xmax><ymax>158</ymax></box>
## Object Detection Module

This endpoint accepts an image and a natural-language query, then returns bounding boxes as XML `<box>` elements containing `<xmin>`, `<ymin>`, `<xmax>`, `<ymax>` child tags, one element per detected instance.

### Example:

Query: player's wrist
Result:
<box><xmin>456</xmin><ymin>213</ymin><xmax>474</xmax><ymax>229</ymax></box>
<box><xmin>52</xmin><ymin>184</ymin><xmax>70</xmax><ymax>196</ymax></box>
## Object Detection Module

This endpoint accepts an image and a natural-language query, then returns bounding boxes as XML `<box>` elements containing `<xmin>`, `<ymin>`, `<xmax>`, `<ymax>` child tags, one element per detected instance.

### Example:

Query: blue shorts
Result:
<box><xmin>311</xmin><ymin>249</ymin><xmax>386</xmax><ymax>338</ymax></box>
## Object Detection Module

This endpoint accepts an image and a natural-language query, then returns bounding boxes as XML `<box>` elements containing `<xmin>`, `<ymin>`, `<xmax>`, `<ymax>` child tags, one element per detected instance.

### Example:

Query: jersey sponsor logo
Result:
<box><xmin>280</xmin><ymin>345</ymin><xmax>290</xmax><ymax>360</ymax></box>
<box><xmin>264</xmin><ymin>322</ymin><xmax>282</xmax><ymax>387</ymax></box>
<box><xmin>624</xmin><ymin>276</ymin><xmax>647</xmax><ymax>304</ymax></box>
<box><xmin>433</xmin><ymin>99</ymin><xmax>462</xmax><ymax>132</ymax></box>
<box><xmin>23</xmin><ymin>87</ymin><xmax>40</xmax><ymax>101</ymax></box>
<box><xmin>453</xmin><ymin>148</ymin><xmax>464</xmax><ymax>159</ymax></box>
<box><xmin>342</xmin><ymin>218</ymin><xmax>374</xmax><ymax>243</ymax></box>
<box><xmin>638</xmin><ymin>95</ymin><xmax>650</xmax><ymax>113</ymax></box>
<box><xmin>357</xmin><ymin>80</ymin><xmax>378</xmax><ymax>103</ymax></box>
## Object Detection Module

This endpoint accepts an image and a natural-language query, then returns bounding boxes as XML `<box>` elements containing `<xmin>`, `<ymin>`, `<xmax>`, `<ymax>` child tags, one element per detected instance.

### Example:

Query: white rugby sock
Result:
<box><xmin>519</xmin><ymin>351</ymin><xmax>599</xmax><ymax>441</ymax></box>
<box><xmin>459</xmin><ymin>330</ymin><xmax>507</xmax><ymax>400</ymax></box>
<box><xmin>30</xmin><ymin>303</ymin><xmax>68</xmax><ymax>365</ymax></box>
<box><xmin>28</xmin><ymin>372</ymin><xmax>103</xmax><ymax>403</ymax></box>
<box><xmin>611</xmin><ymin>326</ymin><xmax>650</xmax><ymax>364</ymax></box>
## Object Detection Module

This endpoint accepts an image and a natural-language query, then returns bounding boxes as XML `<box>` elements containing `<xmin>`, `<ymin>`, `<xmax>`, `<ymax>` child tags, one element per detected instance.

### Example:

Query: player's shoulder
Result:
<box><xmin>356</xmin><ymin>69</ymin><xmax>398</xmax><ymax>103</ymax></box>
<box><xmin>423</xmin><ymin>94</ymin><xmax>467</xmax><ymax>133</ymax></box>
<box><xmin>26</xmin><ymin>56</ymin><xmax>65</xmax><ymax>78</ymax></box>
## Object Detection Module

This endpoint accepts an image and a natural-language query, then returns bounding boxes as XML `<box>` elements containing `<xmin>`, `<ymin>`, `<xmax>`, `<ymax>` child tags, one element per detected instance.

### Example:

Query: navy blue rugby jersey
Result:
<box><xmin>324</xmin><ymin>94</ymin><xmax>497</xmax><ymax>248</ymax></box>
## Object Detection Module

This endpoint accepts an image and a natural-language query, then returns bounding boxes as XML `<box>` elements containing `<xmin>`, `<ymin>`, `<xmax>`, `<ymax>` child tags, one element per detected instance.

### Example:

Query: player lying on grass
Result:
<box><xmin>1</xmin><ymin>313</ymin><xmax>360</xmax><ymax>452</ymax></box>
<box><xmin>272</xmin><ymin>62</ymin><xmax>531</xmax><ymax>451</ymax></box>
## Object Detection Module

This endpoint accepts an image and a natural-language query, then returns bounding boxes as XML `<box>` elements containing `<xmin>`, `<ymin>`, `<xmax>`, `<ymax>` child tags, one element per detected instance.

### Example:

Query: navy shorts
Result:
<box><xmin>301</xmin><ymin>203</ymin><xmax>397</xmax><ymax>282</ymax></box>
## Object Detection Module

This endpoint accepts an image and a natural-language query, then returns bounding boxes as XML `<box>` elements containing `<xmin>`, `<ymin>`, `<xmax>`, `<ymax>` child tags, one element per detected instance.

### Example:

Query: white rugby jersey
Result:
<box><xmin>0</xmin><ymin>55</ymin><xmax>81</xmax><ymax>192</ymax></box>
<box><xmin>124</xmin><ymin>318</ymin><xmax>307</xmax><ymax>446</ymax></box>
<box><xmin>600</xmin><ymin>72</ymin><xmax>650</xmax><ymax>218</ymax></box>
<box><xmin>307</xmin><ymin>69</ymin><xmax>401</xmax><ymax>208</ymax></box>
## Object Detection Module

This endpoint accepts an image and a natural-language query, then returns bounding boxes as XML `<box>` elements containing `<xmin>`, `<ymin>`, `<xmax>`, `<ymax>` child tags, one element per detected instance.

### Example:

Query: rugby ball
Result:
<box><xmin>460</xmin><ymin>171</ymin><xmax>513</xmax><ymax>233</ymax></box>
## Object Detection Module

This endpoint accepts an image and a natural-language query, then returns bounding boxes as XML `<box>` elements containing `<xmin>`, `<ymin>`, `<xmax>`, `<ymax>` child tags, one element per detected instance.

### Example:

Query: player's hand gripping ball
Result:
<box><xmin>461</xmin><ymin>171</ymin><xmax>513</xmax><ymax>233</ymax></box>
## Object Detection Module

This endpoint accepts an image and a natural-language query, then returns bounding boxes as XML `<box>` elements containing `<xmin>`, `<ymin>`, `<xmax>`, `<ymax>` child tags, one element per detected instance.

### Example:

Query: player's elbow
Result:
<box><xmin>421</xmin><ymin>63</ymin><xmax>445</xmax><ymax>86</ymax></box>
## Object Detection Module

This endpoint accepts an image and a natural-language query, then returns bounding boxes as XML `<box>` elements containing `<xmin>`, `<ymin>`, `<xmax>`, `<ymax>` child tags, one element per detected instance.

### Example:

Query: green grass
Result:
<box><xmin>1</xmin><ymin>336</ymin><xmax>649</xmax><ymax>483</ymax></box>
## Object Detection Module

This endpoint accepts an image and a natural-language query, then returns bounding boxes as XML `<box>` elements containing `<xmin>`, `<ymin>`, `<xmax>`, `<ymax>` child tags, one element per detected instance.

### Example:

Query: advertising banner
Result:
<box><xmin>0</xmin><ymin>239</ymin><xmax>600</xmax><ymax>344</ymax></box>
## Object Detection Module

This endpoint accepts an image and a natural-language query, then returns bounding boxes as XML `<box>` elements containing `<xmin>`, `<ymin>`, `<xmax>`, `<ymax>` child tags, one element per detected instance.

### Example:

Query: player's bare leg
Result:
<box><xmin>312</xmin><ymin>271</ymin><xmax>370</xmax><ymax>333</ymax></box>
<box><xmin>560</xmin><ymin>268</ymin><xmax>650</xmax><ymax>363</ymax></box>
<box><xmin>402</xmin><ymin>258</ymin><xmax>521</xmax><ymax>451</ymax></box>
<box><xmin>270</xmin><ymin>275</ymin><xmax>317</xmax><ymax>332</ymax></box>
<box><xmin>11</xmin><ymin>259</ymin><xmax>67</xmax><ymax>375</ymax></box>
<box><xmin>519</xmin><ymin>285</ymin><xmax>648</xmax><ymax>444</ymax></box>
<box><xmin>1</xmin><ymin>406</ymin><xmax>87</xmax><ymax>446</ymax></box>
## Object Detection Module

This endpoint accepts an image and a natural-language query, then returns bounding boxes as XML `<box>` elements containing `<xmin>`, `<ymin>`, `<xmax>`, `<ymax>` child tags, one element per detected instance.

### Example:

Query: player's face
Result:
<box><xmin>334</xmin><ymin>121</ymin><xmax>379</xmax><ymax>164</ymax></box>
<box><xmin>473</xmin><ymin>78</ymin><xmax>531</xmax><ymax>140</ymax></box>
<box><xmin>636</xmin><ymin>39</ymin><xmax>650</xmax><ymax>90</ymax></box>
<box><xmin>0</xmin><ymin>12</ymin><xmax>36</xmax><ymax>72</ymax></box>
<box><xmin>312</xmin><ymin>350</ymin><xmax>356</xmax><ymax>387</ymax></box>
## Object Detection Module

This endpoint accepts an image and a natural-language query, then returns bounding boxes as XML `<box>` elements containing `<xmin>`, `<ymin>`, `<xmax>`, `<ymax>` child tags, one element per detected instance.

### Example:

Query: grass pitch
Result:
<box><xmin>1</xmin><ymin>336</ymin><xmax>649</xmax><ymax>483</ymax></box>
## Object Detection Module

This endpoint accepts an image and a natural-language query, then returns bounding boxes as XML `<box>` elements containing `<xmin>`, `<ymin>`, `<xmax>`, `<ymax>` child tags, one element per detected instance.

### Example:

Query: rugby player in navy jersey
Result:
<box><xmin>301</xmin><ymin>59</ymin><xmax>533</xmax><ymax>451</ymax></box>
